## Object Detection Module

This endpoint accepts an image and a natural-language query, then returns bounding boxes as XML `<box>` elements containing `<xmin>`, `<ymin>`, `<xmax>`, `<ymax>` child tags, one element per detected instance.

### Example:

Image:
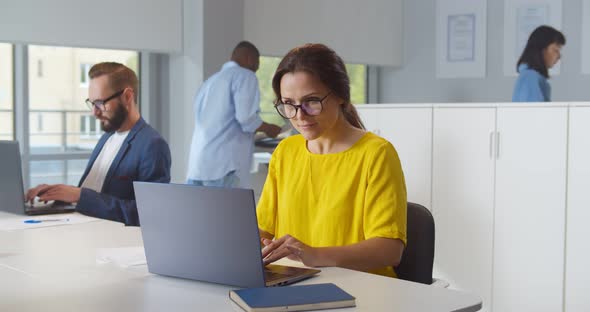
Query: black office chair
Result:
<box><xmin>394</xmin><ymin>202</ymin><xmax>436</xmax><ymax>285</ymax></box>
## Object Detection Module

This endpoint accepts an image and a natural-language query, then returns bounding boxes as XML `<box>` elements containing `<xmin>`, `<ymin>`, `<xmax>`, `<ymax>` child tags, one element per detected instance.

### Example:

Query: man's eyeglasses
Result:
<box><xmin>85</xmin><ymin>90</ymin><xmax>124</xmax><ymax>111</ymax></box>
<box><xmin>274</xmin><ymin>92</ymin><xmax>331</xmax><ymax>119</ymax></box>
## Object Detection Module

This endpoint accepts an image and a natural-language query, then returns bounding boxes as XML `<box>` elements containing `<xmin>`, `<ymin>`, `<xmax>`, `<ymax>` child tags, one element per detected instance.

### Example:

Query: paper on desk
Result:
<box><xmin>96</xmin><ymin>246</ymin><xmax>147</xmax><ymax>268</ymax></box>
<box><xmin>0</xmin><ymin>213</ymin><xmax>101</xmax><ymax>231</ymax></box>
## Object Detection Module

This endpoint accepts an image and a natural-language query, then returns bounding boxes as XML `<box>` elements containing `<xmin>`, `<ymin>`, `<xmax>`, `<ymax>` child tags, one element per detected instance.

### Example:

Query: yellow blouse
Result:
<box><xmin>257</xmin><ymin>132</ymin><xmax>407</xmax><ymax>277</ymax></box>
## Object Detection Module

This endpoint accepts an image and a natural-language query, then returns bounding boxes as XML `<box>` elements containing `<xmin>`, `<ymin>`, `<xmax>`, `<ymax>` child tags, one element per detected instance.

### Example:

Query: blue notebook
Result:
<box><xmin>229</xmin><ymin>283</ymin><xmax>356</xmax><ymax>312</ymax></box>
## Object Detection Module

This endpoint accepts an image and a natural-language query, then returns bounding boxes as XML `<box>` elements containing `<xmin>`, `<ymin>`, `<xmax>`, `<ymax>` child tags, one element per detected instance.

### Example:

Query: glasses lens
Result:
<box><xmin>86</xmin><ymin>99</ymin><xmax>105</xmax><ymax>111</ymax></box>
<box><xmin>276</xmin><ymin>103</ymin><xmax>296</xmax><ymax>119</ymax></box>
<box><xmin>85</xmin><ymin>99</ymin><xmax>95</xmax><ymax>111</ymax></box>
<box><xmin>302</xmin><ymin>101</ymin><xmax>322</xmax><ymax>116</ymax></box>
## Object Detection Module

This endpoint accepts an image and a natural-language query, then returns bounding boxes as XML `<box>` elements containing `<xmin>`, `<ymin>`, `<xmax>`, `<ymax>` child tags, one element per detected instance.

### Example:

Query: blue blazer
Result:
<box><xmin>76</xmin><ymin>118</ymin><xmax>171</xmax><ymax>226</ymax></box>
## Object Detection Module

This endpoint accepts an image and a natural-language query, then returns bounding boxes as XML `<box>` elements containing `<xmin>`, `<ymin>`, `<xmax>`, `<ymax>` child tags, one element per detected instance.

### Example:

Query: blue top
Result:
<box><xmin>77</xmin><ymin>118</ymin><xmax>171</xmax><ymax>226</ymax></box>
<box><xmin>512</xmin><ymin>64</ymin><xmax>551</xmax><ymax>102</ymax></box>
<box><xmin>187</xmin><ymin>61</ymin><xmax>263</xmax><ymax>181</ymax></box>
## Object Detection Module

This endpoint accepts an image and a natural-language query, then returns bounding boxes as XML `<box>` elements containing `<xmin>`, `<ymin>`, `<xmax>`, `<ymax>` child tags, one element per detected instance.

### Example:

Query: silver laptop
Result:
<box><xmin>134</xmin><ymin>182</ymin><xmax>320</xmax><ymax>288</ymax></box>
<box><xmin>0</xmin><ymin>141</ymin><xmax>76</xmax><ymax>215</ymax></box>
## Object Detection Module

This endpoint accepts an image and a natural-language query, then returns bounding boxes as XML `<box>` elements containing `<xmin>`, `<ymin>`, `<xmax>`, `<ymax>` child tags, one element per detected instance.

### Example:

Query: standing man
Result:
<box><xmin>187</xmin><ymin>41</ymin><xmax>281</xmax><ymax>188</ymax></box>
<box><xmin>26</xmin><ymin>62</ymin><xmax>171</xmax><ymax>226</ymax></box>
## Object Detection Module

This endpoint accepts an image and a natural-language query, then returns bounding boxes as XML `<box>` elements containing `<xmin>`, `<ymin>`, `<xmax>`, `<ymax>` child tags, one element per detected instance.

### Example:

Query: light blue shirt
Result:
<box><xmin>512</xmin><ymin>64</ymin><xmax>551</xmax><ymax>102</ymax></box>
<box><xmin>187</xmin><ymin>61</ymin><xmax>263</xmax><ymax>182</ymax></box>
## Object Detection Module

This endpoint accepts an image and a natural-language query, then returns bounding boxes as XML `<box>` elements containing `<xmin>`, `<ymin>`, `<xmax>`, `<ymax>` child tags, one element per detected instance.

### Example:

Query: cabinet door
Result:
<box><xmin>494</xmin><ymin>107</ymin><xmax>567</xmax><ymax>312</ymax></box>
<box><xmin>377</xmin><ymin>108</ymin><xmax>432</xmax><ymax>207</ymax></box>
<box><xmin>565</xmin><ymin>107</ymin><xmax>590</xmax><ymax>312</ymax></box>
<box><xmin>355</xmin><ymin>106</ymin><xmax>379</xmax><ymax>133</ymax></box>
<box><xmin>432</xmin><ymin>108</ymin><xmax>495</xmax><ymax>312</ymax></box>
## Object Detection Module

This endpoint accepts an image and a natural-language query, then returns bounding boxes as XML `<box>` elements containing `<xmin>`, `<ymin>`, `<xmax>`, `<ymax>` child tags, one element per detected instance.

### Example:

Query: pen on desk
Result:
<box><xmin>23</xmin><ymin>218</ymin><xmax>70</xmax><ymax>224</ymax></box>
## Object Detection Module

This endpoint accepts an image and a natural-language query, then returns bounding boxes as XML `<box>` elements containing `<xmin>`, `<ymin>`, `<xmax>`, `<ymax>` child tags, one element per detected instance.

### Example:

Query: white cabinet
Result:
<box><xmin>377</xmin><ymin>108</ymin><xmax>432</xmax><ymax>207</ymax></box>
<box><xmin>432</xmin><ymin>106</ymin><xmax>567</xmax><ymax>312</ymax></box>
<box><xmin>355</xmin><ymin>106</ymin><xmax>432</xmax><ymax>207</ymax></box>
<box><xmin>432</xmin><ymin>107</ymin><xmax>495</xmax><ymax>312</ymax></box>
<box><xmin>493</xmin><ymin>107</ymin><xmax>567</xmax><ymax>312</ymax></box>
<box><xmin>358</xmin><ymin>103</ymin><xmax>577</xmax><ymax>312</ymax></box>
<box><xmin>565</xmin><ymin>106</ymin><xmax>590</xmax><ymax>312</ymax></box>
<box><xmin>356</xmin><ymin>107</ymin><xmax>379</xmax><ymax>133</ymax></box>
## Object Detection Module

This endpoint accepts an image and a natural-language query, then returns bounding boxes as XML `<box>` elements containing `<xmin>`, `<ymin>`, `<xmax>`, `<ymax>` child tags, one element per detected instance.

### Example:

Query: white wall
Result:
<box><xmin>379</xmin><ymin>0</ymin><xmax>590</xmax><ymax>103</ymax></box>
<box><xmin>166</xmin><ymin>0</ymin><xmax>204</xmax><ymax>183</ymax></box>
<box><xmin>0</xmin><ymin>0</ymin><xmax>182</xmax><ymax>53</ymax></box>
<box><xmin>244</xmin><ymin>0</ymin><xmax>403</xmax><ymax>66</ymax></box>
<box><xmin>203</xmin><ymin>0</ymin><xmax>244</xmax><ymax>79</ymax></box>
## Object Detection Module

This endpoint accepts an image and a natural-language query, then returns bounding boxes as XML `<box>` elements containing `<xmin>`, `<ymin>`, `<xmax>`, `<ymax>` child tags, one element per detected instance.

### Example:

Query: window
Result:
<box><xmin>37</xmin><ymin>114</ymin><xmax>43</xmax><ymax>132</ymax></box>
<box><xmin>29</xmin><ymin>159</ymin><xmax>88</xmax><ymax>187</ymax></box>
<box><xmin>0</xmin><ymin>43</ymin><xmax>13</xmax><ymax>140</ymax></box>
<box><xmin>80</xmin><ymin>115</ymin><xmax>100</xmax><ymax>138</ymax></box>
<box><xmin>27</xmin><ymin>45</ymin><xmax>139</xmax><ymax>186</ymax></box>
<box><xmin>80</xmin><ymin>63</ymin><xmax>91</xmax><ymax>87</ymax></box>
<box><xmin>79</xmin><ymin>116</ymin><xmax>86</xmax><ymax>133</ymax></box>
<box><xmin>37</xmin><ymin>59</ymin><xmax>43</xmax><ymax>78</ymax></box>
<box><xmin>256</xmin><ymin>56</ymin><xmax>367</xmax><ymax>128</ymax></box>
<box><xmin>256</xmin><ymin>57</ymin><xmax>284</xmax><ymax>127</ymax></box>
<box><xmin>346</xmin><ymin>64</ymin><xmax>367</xmax><ymax>105</ymax></box>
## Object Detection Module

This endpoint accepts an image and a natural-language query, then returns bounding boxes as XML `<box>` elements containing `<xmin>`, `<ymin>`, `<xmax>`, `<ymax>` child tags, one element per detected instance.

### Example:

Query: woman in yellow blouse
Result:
<box><xmin>257</xmin><ymin>43</ymin><xmax>407</xmax><ymax>277</ymax></box>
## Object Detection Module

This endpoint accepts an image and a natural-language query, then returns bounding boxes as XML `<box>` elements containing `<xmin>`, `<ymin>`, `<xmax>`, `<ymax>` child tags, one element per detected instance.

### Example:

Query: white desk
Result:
<box><xmin>0</xmin><ymin>211</ymin><xmax>481</xmax><ymax>311</ymax></box>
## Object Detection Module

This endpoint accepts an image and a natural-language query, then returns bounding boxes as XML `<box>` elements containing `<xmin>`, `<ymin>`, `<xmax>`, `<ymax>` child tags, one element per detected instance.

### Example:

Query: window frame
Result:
<box><xmin>80</xmin><ymin>115</ymin><xmax>101</xmax><ymax>139</ymax></box>
<box><xmin>0</xmin><ymin>43</ymin><xmax>14</xmax><ymax>141</ymax></box>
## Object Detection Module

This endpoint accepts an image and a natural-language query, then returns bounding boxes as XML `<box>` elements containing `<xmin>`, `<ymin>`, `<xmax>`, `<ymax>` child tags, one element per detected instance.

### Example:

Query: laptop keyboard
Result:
<box><xmin>24</xmin><ymin>200</ymin><xmax>76</xmax><ymax>215</ymax></box>
<box><xmin>264</xmin><ymin>270</ymin><xmax>288</xmax><ymax>281</ymax></box>
<box><xmin>25</xmin><ymin>200</ymin><xmax>55</xmax><ymax>210</ymax></box>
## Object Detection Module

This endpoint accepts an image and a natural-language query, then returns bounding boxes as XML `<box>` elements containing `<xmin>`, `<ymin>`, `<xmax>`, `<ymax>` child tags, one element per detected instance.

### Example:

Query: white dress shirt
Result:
<box><xmin>186</xmin><ymin>61</ymin><xmax>263</xmax><ymax>184</ymax></box>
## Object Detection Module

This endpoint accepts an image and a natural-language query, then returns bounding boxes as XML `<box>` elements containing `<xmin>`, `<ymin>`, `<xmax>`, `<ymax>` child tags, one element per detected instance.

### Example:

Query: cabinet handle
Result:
<box><xmin>489</xmin><ymin>131</ymin><xmax>494</xmax><ymax>159</ymax></box>
<box><xmin>496</xmin><ymin>131</ymin><xmax>500</xmax><ymax>159</ymax></box>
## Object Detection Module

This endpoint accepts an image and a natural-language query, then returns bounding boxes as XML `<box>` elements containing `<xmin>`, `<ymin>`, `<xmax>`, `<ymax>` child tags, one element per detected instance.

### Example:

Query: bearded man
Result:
<box><xmin>26</xmin><ymin>62</ymin><xmax>171</xmax><ymax>226</ymax></box>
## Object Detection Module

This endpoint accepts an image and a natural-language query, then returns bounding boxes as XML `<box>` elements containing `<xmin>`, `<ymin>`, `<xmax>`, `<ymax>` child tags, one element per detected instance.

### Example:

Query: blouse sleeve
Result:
<box><xmin>256</xmin><ymin>151</ymin><xmax>279</xmax><ymax>236</ymax></box>
<box><xmin>363</xmin><ymin>141</ymin><xmax>407</xmax><ymax>245</ymax></box>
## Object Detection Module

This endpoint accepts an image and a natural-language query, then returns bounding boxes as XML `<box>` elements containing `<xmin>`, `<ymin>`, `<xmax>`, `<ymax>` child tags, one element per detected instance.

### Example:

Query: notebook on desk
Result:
<box><xmin>134</xmin><ymin>182</ymin><xmax>320</xmax><ymax>288</ymax></box>
<box><xmin>0</xmin><ymin>141</ymin><xmax>76</xmax><ymax>216</ymax></box>
<box><xmin>229</xmin><ymin>283</ymin><xmax>356</xmax><ymax>312</ymax></box>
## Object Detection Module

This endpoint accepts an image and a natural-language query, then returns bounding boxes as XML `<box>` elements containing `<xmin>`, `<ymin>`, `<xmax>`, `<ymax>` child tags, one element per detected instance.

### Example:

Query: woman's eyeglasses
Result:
<box><xmin>274</xmin><ymin>92</ymin><xmax>331</xmax><ymax>119</ymax></box>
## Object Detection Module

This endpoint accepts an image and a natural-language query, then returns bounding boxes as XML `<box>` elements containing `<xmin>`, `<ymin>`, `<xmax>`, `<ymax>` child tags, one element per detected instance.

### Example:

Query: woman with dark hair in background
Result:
<box><xmin>256</xmin><ymin>43</ymin><xmax>407</xmax><ymax>277</ymax></box>
<box><xmin>512</xmin><ymin>25</ymin><xmax>566</xmax><ymax>102</ymax></box>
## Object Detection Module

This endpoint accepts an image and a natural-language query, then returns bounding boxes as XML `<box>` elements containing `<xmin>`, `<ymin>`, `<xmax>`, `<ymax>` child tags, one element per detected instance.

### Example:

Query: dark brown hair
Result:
<box><xmin>88</xmin><ymin>62</ymin><xmax>139</xmax><ymax>102</ymax></box>
<box><xmin>272</xmin><ymin>43</ymin><xmax>364</xmax><ymax>129</ymax></box>
<box><xmin>517</xmin><ymin>25</ymin><xmax>566</xmax><ymax>78</ymax></box>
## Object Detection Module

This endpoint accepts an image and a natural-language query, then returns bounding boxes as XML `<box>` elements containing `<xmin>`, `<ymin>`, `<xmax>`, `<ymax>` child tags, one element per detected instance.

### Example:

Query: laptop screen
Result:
<box><xmin>0</xmin><ymin>141</ymin><xmax>27</xmax><ymax>215</ymax></box>
<box><xmin>134</xmin><ymin>182</ymin><xmax>320</xmax><ymax>288</ymax></box>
